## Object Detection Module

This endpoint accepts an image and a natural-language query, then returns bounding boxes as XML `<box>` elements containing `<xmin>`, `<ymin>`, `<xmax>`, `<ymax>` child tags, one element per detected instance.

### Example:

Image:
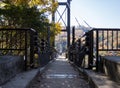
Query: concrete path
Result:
<box><xmin>29</xmin><ymin>56</ymin><xmax>90</xmax><ymax>88</ymax></box>
<box><xmin>1</xmin><ymin>69</ymin><xmax>39</xmax><ymax>88</ymax></box>
<box><xmin>1</xmin><ymin>55</ymin><xmax>120</xmax><ymax>88</ymax></box>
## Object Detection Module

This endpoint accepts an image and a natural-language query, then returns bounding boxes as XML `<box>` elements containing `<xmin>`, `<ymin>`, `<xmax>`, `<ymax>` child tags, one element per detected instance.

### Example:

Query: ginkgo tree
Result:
<box><xmin>0</xmin><ymin>0</ymin><xmax>58</xmax><ymax>15</ymax></box>
<box><xmin>0</xmin><ymin>0</ymin><xmax>61</xmax><ymax>42</ymax></box>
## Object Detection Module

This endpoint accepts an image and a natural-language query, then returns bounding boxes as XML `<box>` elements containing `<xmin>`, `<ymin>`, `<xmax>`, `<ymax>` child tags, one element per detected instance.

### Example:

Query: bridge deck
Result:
<box><xmin>1</xmin><ymin>56</ymin><xmax>120</xmax><ymax>88</ymax></box>
<box><xmin>29</xmin><ymin>56</ymin><xmax>90</xmax><ymax>88</ymax></box>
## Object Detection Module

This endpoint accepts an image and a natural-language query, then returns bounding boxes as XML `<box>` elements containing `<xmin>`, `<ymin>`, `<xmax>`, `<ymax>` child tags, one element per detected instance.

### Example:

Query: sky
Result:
<box><xmin>58</xmin><ymin>0</ymin><xmax>120</xmax><ymax>28</ymax></box>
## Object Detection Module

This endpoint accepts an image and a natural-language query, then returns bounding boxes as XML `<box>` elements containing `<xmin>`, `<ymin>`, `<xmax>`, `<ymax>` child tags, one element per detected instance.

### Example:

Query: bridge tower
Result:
<box><xmin>52</xmin><ymin>0</ymin><xmax>72</xmax><ymax>48</ymax></box>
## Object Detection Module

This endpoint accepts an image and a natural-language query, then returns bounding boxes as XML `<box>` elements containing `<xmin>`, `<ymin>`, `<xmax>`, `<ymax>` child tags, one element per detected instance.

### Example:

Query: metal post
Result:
<box><xmin>66</xmin><ymin>0</ymin><xmax>71</xmax><ymax>60</ymax></box>
<box><xmin>117</xmin><ymin>30</ymin><xmax>118</xmax><ymax>49</ymax></box>
<box><xmin>107</xmin><ymin>30</ymin><xmax>109</xmax><ymax>50</ymax></box>
<box><xmin>25</xmin><ymin>30</ymin><xmax>28</xmax><ymax>70</ymax></box>
<box><xmin>96</xmin><ymin>30</ymin><xmax>99</xmax><ymax>72</ymax></box>
<box><xmin>47</xmin><ymin>27</ymin><xmax>50</xmax><ymax>51</ymax></box>
<box><xmin>52</xmin><ymin>0</ymin><xmax>55</xmax><ymax>47</ymax></box>
<box><xmin>67</xmin><ymin>0</ymin><xmax>71</xmax><ymax>48</ymax></box>
<box><xmin>72</xmin><ymin>26</ymin><xmax>75</xmax><ymax>44</ymax></box>
<box><xmin>112</xmin><ymin>30</ymin><xmax>113</xmax><ymax>49</ymax></box>
<box><xmin>47</xmin><ymin>27</ymin><xmax>51</xmax><ymax>60</ymax></box>
<box><xmin>30</xmin><ymin>30</ymin><xmax>34</xmax><ymax>68</ymax></box>
<box><xmin>88</xmin><ymin>30</ymin><xmax>94</xmax><ymax>69</ymax></box>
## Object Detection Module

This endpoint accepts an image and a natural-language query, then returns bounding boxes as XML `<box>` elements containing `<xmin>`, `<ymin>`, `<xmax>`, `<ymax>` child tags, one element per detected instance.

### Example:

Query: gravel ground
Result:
<box><xmin>28</xmin><ymin>58</ymin><xmax>90</xmax><ymax>88</ymax></box>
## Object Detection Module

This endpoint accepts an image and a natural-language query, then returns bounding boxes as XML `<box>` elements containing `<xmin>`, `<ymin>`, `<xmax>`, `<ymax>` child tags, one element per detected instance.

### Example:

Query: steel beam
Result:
<box><xmin>58</xmin><ymin>2</ymin><xmax>67</xmax><ymax>5</ymax></box>
<box><xmin>67</xmin><ymin>0</ymin><xmax>71</xmax><ymax>48</ymax></box>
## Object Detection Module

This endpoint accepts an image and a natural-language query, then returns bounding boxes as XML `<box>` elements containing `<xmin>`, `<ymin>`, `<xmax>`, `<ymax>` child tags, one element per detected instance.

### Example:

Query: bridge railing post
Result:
<box><xmin>86</xmin><ymin>30</ymin><xmax>94</xmax><ymax>69</ymax></box>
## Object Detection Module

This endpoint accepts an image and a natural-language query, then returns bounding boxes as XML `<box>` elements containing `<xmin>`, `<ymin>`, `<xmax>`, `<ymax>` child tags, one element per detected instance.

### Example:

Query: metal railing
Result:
<box><xmin>0</xmin><ymin>28</ymin><xmax>36</xmax><ymax>70</ymax></box>
<box><xmin>92</xmin><ymin>28</ymin><xmax>120</xmax><ymax>71</ymax></box>
<box><xmin>69</xmin><ymin>28</ymin><xmax>120</xmax><ymax>72</ymax></box>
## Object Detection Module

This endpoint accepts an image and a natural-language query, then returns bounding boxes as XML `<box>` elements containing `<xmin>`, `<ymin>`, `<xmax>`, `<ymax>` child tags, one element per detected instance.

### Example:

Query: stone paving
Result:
<box><xmin>29</xmin><ymin>57</ymin><xmax>90</xmax><ymax>88</ymax></box>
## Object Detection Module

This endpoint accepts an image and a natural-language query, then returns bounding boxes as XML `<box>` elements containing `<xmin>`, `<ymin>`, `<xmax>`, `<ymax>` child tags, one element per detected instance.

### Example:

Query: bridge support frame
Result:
<box><xmin>52</xmin><ymin>0</ymin><xmax>71</xmax><ymax>48</ymax></box>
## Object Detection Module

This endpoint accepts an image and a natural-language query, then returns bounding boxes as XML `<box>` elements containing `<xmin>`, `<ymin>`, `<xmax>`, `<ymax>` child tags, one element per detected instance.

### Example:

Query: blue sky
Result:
<box><xmin>70</xmin><ymin>0</ymin><xmax>120</xmax><ymax>28</ymax></box>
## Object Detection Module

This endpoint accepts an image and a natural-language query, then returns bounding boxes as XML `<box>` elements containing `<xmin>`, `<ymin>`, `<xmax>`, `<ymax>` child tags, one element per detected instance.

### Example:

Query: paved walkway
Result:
<box><xmin>29</xmin><ymin>56</ymin><xmax>90</xmax><ymax>88</ymax></box>
<box><xmin>2</xmin><ymin>56</ymin><xmax>120</xmax><ymax>88</ymax></box>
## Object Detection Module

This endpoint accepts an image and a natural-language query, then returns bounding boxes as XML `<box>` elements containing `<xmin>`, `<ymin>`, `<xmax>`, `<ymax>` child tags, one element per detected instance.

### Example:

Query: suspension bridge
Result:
<box><xmin>0</xmin><ymin>0</ymin><xmax>120</xmax><ymax>88</ymax></box>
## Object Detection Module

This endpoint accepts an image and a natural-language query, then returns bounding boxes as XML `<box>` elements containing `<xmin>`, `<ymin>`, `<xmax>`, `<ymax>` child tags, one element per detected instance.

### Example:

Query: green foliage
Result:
<box><xmin>0</xmin><ymin>2</ymin><xmax>50</xmax><ymax>31</ymax></box>
<box><xmin>0</xmin><ymin>0</ymin><xmax>61</xmax><ymax>47</ymax></box>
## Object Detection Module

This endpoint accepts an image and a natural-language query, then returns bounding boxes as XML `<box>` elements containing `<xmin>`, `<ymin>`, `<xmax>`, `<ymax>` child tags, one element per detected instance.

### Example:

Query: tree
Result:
<box><xmin>0</xmin><ymin>0</ymin><xmax>60</xmax><ymax>31</ymax></box>
<box><xmin>0</xmin><ymin>0</ymin><xmax>61</xmax><ymax>47</ymax></box>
